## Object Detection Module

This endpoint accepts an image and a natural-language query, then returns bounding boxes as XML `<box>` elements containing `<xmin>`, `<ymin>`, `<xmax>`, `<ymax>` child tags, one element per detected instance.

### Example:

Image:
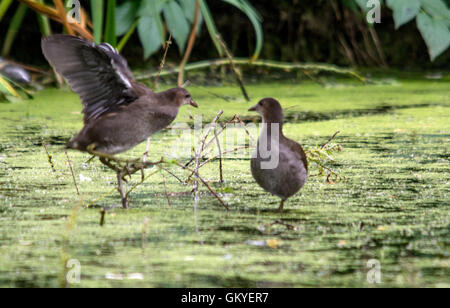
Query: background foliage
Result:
<box><xmin>0</xmin><ymin>0</ymin><xmax>448</xmax><ymax>69</ymax></box>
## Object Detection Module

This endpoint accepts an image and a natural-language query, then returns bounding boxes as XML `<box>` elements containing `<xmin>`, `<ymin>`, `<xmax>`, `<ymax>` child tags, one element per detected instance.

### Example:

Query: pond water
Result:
<box><xmin>0</xmin><ymin>77</ymin><xmax>448</xmax><ymax>287</ymax></box>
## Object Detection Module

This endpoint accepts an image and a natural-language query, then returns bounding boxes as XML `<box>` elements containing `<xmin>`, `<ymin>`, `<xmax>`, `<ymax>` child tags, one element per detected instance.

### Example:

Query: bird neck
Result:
<box><xmin>261</xmin><ymin>115</ymin><xmax>284</xmax><ymax>138</ymax></box>
<box><xmin>261</xmin><ymin>119</ymin><xmax>284</xmax><ymax>139</ymax></box>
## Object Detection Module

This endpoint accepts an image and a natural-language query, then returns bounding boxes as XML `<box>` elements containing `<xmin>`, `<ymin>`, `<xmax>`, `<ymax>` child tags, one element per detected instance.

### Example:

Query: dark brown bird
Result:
<box><xmin>41</xmin><ymin>34</ymin><xmax>197</xmax><ymax>155</ymax></box>
<box><xmin>248</xmin><ymin>98</ymin><xmax>308</xmax><ymax>213</ymax></box>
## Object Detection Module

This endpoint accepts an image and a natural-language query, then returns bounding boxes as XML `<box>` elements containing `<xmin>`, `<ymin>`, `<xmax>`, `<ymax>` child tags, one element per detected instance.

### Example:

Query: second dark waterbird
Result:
<box><xmin>249</xmin><ymin>98</ymin><xmax>308</xmax><ymax>213</ymax></box>
<box><xmin>42</xmin><ymin>34</ymin><xmax>197</xmax><ymax>155</ymax></box>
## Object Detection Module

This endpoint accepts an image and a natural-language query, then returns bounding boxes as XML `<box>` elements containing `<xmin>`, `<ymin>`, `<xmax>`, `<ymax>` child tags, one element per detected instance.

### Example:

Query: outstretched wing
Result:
<box><xmin>42</xmin><ymin>34</ymin><xmax>142</xmax><ymax>122</ymax></box>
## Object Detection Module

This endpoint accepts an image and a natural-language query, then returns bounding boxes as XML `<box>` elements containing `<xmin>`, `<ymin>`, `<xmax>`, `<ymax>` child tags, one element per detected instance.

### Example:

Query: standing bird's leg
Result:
<box><xmin>141</xmin><ymin>137</ymin><xmax>151</xmax><ymax>180</ymax></box>
<box><xmin>117</xmin><ymin>172</ymin><xmax>129</xmax><ymax>209</ymax></box>
<box><xmin>278</xmin><ymin>199</ymin><xmax>285</xmax><ymax>213</ymax></box>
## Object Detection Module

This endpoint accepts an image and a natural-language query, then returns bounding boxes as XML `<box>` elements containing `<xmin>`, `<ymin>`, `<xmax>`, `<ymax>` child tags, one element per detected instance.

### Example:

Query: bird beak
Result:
<box><xmin>248</xmin><ymin>104</ymin><xmax>258</xmax><ymax>112</ymax></box>
<box><xmin>189</xmin><ymin>99</ymin><xmax>198</xmax><ymax>108</ymax></box>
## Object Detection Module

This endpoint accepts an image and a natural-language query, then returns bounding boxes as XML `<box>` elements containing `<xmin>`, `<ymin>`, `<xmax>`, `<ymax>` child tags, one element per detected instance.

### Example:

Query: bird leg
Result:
<box><xmin>141</xmin><ymin>137</ymin><xmax>151</xmax><ymax>181</ymax></box>
<box><xmin>117</xmin><ymin>172</ymin><xmax>129</xmax><ymax>209</ymax></box>
<box><xmin>278</xmin><ymin>200</ymin><xmax>285</xmax><ymax>214</ymax></box>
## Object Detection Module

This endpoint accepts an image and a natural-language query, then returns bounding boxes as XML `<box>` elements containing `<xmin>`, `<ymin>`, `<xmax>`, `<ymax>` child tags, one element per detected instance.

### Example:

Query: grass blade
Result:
<box><xmin>0</xmin><ymin>0</ymin><xmax>13</xmax><ymax>22</ymax></box>
<box><xmin>0</xmin><ymin>74</ymin><xmax>21</xmax><ymax>98</ymax></box>
<box><xmin>1</xmin><ymin>3</ymin><xmax>27</xmax><ymax>57</ymax></box>
<box><xmin>36</xmin><ymin>0</ymin><xmax>51</xmax><ymax>36</ymax></box>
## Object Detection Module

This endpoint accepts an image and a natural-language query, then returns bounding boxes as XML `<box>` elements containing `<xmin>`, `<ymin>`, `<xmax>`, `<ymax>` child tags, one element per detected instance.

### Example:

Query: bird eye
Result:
<box><xmin>258</xmin><ymin>101</ymin><xmax>263</xmax><ymax>106</ymax></box>
<box><xmin>185</xmin><ymin>94</ymin><xmax>191</xmax><ymax>99</ymax></box>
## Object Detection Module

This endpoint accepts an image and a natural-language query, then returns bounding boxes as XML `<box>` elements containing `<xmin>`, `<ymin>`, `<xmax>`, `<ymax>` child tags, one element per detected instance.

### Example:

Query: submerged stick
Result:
<box><xmin>217</xmin><ymin>35</ymin><xmax>250</xmax><ymax>102</ymax></box>
<box><xmin>214</xmin><ymin>125</ymin><xmax>223</xmax><ymax>185</ymax></box>
<box><xmin>99</xmin><ymin>207</ymin><xmax>106</xmax><ymax>226</ymax></box>
<box><xmin>65</xmin><ymin>151</ymin><xmax>80</xmax><ymax>196</ymax></box>
<box><xmin>177</xmin><ymin>162</ymin><xmax>229</xmax><ymax>211</ymax></box>
<box><xmin>41</xmin><ymin>138</ymin><xmax>56</xmax><ymax>173</ymax></box>
<box><xmin>161</xmin><ymin>172</ymin><xmax>171</xmax><ymax>208</ymax></box>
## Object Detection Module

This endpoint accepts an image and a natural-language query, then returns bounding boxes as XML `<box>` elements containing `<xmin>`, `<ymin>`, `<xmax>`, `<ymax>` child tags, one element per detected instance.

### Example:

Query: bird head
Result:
<box><xmin>248</xmin><ymin>98</ymin><xmax>284</xmax><ymax>123</ymax></box>
<box><xmin>173</xmin><ymin>87</ymin><xmax>198</xmax><ymax>108</ymax></box>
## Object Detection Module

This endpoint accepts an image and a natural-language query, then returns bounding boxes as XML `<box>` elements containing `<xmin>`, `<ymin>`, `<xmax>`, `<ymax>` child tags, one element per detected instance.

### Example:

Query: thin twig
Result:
<box><xmin>178</xmin><ymin>0</ymin><xmax>200</xmax><ymax>86</ymax></box>
<box><xmin>160</xmin><ymin>167</ymin><xmax>183</xmax><ymax>184</ymax></box>
<box><xmin>154</xmin><ymin>34</ymin><xmax>172</xmax><ymax>89</ymax></box>
<box><xmin>216</xmin><ymin>35</ymin><xmax>250</xmax><ymax>101</ymax></box>
<box><xmin>266</xmin><ymin>220</ymin><xmax>298</xmax><ymax>231</ymax></box>
<box><xmin>65</xmin><ymin>151</ymin><xmax>80</xmax><ymax>196</ymax></box>
<box><xmin>320</xmin><ymin>131</ymin><xmax>341</xmax><ymax>149</ymax></box>
<box><xmin>161</xmin><ymin>171</ymin><xmax>171</xmax><ymax>208</ymax></box>
<box><xmin>177</xmin><ymin>162</ymin><xmax>229</xmax><ymax>211</ymax></box>
<box><xmin>214</xmin><ymin>125</ymin><xmax>223</xmax><ymax>185</ymax></box>
<box><xmin>41</xmin><ymin>138</ymin><xmax>56</xmax><ymax>173</ymax></box>
<box><xmin>53</xmin><ymin>0</ymin><xmax>75</xmax><ymax>36</ymax></box>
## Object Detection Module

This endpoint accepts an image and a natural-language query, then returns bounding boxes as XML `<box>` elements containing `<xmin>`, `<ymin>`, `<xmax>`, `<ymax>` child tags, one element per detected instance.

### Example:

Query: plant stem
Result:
<box><xmin>91</xmin><ymin>0</ymin><xmax>104</xmax><ymax>44</ymax></box>
<box><xmin>137</xmin><ymin>58</ymin><xmax>366</xmax><ymax>83</ymax></box>
<box><xmin>178</xmin><ymin>0</ymin><xmax>200</xmax><ymax>86</ymax></box>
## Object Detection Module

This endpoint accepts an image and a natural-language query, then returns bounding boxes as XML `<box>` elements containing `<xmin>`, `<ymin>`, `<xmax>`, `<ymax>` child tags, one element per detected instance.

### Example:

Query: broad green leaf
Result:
<box><xmin>179</xmin><ymin>0</ymin><xmax>204</xmax><ymax>33</ymax></box>
<box><xmin>387</xmin><ymin>0</ymin><xmax>421</xmax><ymax>29</ymax></box>
<box><xmin>163</xmin><ymin>1</ymin><xmax>190</xmax><ymax>53</ymax></box>
<box><xmin>116</xmin><ymin>1</ymin><xmax>139</xmax><ymax>37</ymax></box>
<box><xmin>138</xmin><ymin>16</ymin><xmax>163</xmax><ymax>59</ymax></box>
<box><xmin>139</xmin><ymin>0</ymin><xmax>166</xmax><ymax>46</ymax></box>
<box><xmin>355</xmin><ymin>0</ymin><xmax>373</xmax><ymax>12</ymax></box>
<box><xmin>416</xmin><ymin>12</ymin><xmax>450</xmax><ymax>61</ymax></box>
<box><xmin>421</xmin><ymin>0</ymin><xmax>450</xmax><ymax>26</ymax></box>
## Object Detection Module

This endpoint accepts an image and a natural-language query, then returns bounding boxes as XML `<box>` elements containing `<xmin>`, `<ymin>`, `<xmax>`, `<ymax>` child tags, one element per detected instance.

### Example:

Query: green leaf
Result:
<box><xmin>139</xmin><ymin>0</ymin><xmax>166</xmax><ymax>46</ymax></box>
<box><xmin>91</xmin><ymin>0</ymin><xmax>104</xmax><ymax>44</ymax></box>
<box><xmin>138</xmin><ymin>16</ymin><xmax>163</xmax><ymax>59</ymax></box>
<box><xmin>416</xmin><ymin>12</ymin><xmax>450</xmax><ymax>61</ymax></box>
<box><xmin>341</xmin><ymin>0</ymin><xmax>359</xmax><ymax>12</ymax></box>
<box><xmin>104</xmin><ymin>0</ymin><xmax>117</xmax><ymax>46</ymax></box>
<box><xmin>163</xmin><ymin>1</ymin><xmax>190</xmax><ymax>53</ymax></box>
<box><xmin>198</xmin><ymin>0</ymin><xmax>223</xmax><ymax>56</ymax></box>
<box><xmin>0</xmin><ymin>74</ymin><xmax>20</xmax><ymax>98</ymax></box>
<box><xmin>355</xmin><ymin>0</ymin><xmax>371</xmax><ymax>12</ymax></box>
<box><xmin>179</xmin><ymin>0</ymin><xmax>203</xmax><ymax>33</ymax></box>
<box><xmin>0</xmin><ymin>0</ymin><xmax>13</xmax><ymax>23</ymax></box>
<box><xmin>222</xmin><ymin>0</ymin><xmax>263</xmax><ymax>60</ymax></box>
<box><xmin>387</xmin><ymin>0</ymin><xmax>421</xmax><ymax>29</ymax></box>
<box><xmin>420</xmin><ymin>0</ymin><xmax>450</xmax><ymax>26</ymax></box>
<box><xmin>116</xmin><ymin>1</ymin><xmax>139</xmax><ymax>37</ymax></box>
